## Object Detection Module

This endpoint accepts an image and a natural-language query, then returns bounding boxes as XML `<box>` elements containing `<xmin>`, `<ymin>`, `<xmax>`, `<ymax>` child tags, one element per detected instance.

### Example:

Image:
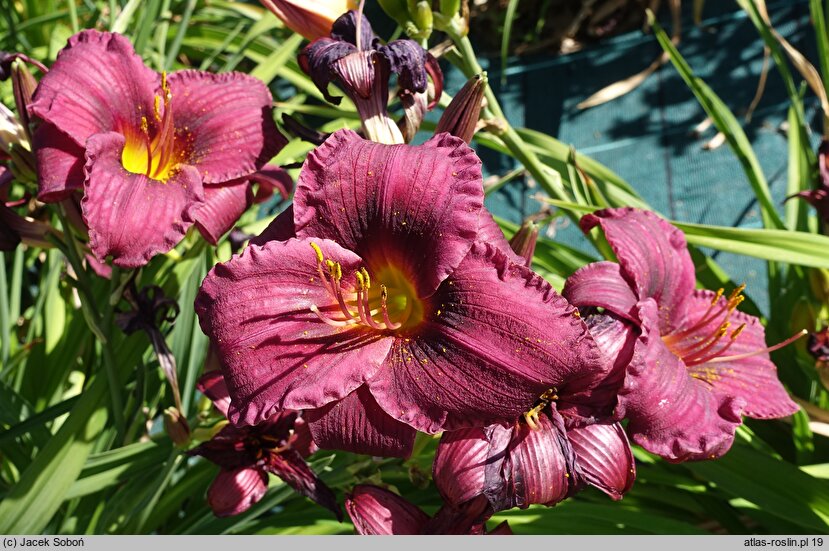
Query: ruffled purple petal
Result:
<box><xmin>619</xmin><ymin>299</ymin><xmax>745</xmax><ymax>462</ymax></box>
<box><xmin>346</xmin><ymin>485</ymin><xmax>429</xmax><ymax>535</ymax></box>
<box><xmin>30</xmin><ymin>30</ymin><xmax>157</xmax><ymax>146</ymax></box>
<box><xmin>33</xmin><ymin>122</ymin><xmax>85</xmax><ymax>202</ymax></box>
<box><xmin>368</xmin><ymin>242</ymin><xmax>609</xmax><ymax>433</ymax></box>
<box><xmin>194</xmin><ymin>181</ymin><xmax>253</xmax><ymax>245</ymax></box>
<box><xmin>676</xmin><ymin>290</ymin><xmax>798</xmax><ymax>419</ymax></box>
<box><xmin>568</xmin><ymin>422</ymin><xmax>635</xmax><ymax>500</ymax></box>
<box><xmin>81</xmin><ymin>132</ymin><xmax>203</xmax><ymax>268</ymax></box>
<box><xmin>195</xmin><ymin>237</ymin><xmax>393</xmax><ymax>426</ymax></box>
<box><xmin>206</xmin><ymin>467</ymin><xmax>268</xmax><ymax>517</ymax></box>
<box><xmin>476</xmin><ymin>205</ymin><xmax>524</xmax><ymax>264</ymax></box>
<box><xmin>305</xmin><ymin>385</ymin><xmax>416</xmax><ymax>458</ymax></box>
<box><xmin>295</xmin><ymin>129</ymin><xmax>483</xmax><ymax>295</ymax></box>
<box><xmin>580</xmin><ymin>208</ymin><xmax>695</xmax><ymax>332</ymax></box>
<box><xmin>267</xmin><ymin>448</ymin><xmax>343</xmax><ymax>520</ymax></box>
<box><xmin>249</xmin><ymin>204</ymin><xmax>296</xmax><ymax>247</ymax></box>
<box><xmin>563</xmin><ymin>261</ymin><xmax>638</xmax><ymax>323</ymax></box>
<box><xmin>167</xmin><ymin>70</ymin><xmax>285</xmax><ymax>184</ymax></box>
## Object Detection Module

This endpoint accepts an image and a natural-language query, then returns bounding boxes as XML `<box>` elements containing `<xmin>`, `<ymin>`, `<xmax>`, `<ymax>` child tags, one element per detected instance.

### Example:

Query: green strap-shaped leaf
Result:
<box><xmin>687</xmin><ymin>444</ymin><xmax>829</xmax><ymax>533</ymax></box>
<box><xmin>0</xmin><ymin>374</ymin><xmax>108</xmax><ymax>533</ymax></box>
<box><xmin>650</xmin><ymin>13</ymin><xmax>785</xmax><ymax>230</ymax></box>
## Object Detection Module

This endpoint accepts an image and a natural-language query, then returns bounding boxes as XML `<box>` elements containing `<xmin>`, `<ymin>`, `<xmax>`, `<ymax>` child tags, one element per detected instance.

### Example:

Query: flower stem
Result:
<box><xmin>55</xmin><ymin>209</ymin><xmax>126</xmax><ymax>441</ymax></box>
<box><xmin>448</xmin><ymin>34</ymin><xmax>570</xmax><ymax>203</ymax></box>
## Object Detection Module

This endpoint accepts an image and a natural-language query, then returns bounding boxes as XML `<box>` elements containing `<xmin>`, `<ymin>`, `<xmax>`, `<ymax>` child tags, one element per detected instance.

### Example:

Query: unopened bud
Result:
<box><xmin>508</xmin><ymin>219</ymin><xmax>539</xmax><ymax>267</ymax></box>
<box><xmin>435</xmin><ymin>73</ymin><xmax>486</xmax><ymax>143</ymax></box>
<box><xmin>11</xmin><ymin>60</ymin><xmax>36</xmax><ymax>140</ymax></box>
<box><xmin>407</xmin><ymin>0</ymin><xmax>433</xmax><ymax>39</ymax></box>
<box><xmin>377</xmin><ymin>0</ymin><xmax>410</xmax><ymax>26</ymax></box>
<box><xmin>164</xmin><ymin>407</ymin><xmax>191</xmax><ymax>447</ymax></box>
<box><xmin>439</xmin><ymin>0</ymin><xmax>461</xmax><ymax>17</ymax></box>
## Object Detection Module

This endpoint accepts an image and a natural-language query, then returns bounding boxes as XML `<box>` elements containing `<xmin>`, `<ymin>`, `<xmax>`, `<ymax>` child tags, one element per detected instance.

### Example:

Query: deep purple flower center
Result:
<box><xmin>308</xmin><ymin>242</ymin><xmax>424</xmax><ymax>332</ymax></box>
<box><xmin>120</xmin><ymin>72</ymin><xmax>188</xmax><ymax>182</ymax></box>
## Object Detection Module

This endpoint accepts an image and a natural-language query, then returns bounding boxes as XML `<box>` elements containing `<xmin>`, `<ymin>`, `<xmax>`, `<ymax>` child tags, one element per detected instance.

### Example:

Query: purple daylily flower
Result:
<box><xmin>190</xmin><ymin>372</ymin><xmax>341</xmax><ymax>519</ymax></box>
<box><xmin>562</xmin><ymin>208</ymin><xmax>801</xmax><ymax>462</ymax></box>
<box><xmin>346</xmin><ymin>485</ymin><xmax>511</xmax><ymax>535</ymax></box>
<box><xmin>30</xmin><ymin>30</ymin><xmax>286</xmax><ymax>267</ymax></box>
<box><xmin>195</xmin><ymin>129</ymin><xmax>610</xmax><ymax>458</ymax></box>
<box><xmin>298</xmin><ymin>10</ymin><xmax>443</xmax><ymax>143</ymax></box>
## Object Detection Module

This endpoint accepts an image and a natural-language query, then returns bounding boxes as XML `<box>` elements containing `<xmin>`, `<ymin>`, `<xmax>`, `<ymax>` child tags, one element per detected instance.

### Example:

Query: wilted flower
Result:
<box><xmin>196</xmin><ymin>129</ymin><xmax>608</xmax><ymax>458</ymax></box>
<box><xmin>563</xmin><ymin>208</ymin><xmax>801</xmax><ymax>461</ymax></box>
<box><xmin>30</xmin><ymin>30</ymin><xmax>285</xmax><ymax>267</ymax></box>
<box><xmin>298</xmin><ymin>10</ymin><xmax>443</xmax><ymax>143</ymax></box>
<box><xmin>433</xmin><ymin>392</ymin><xmax>634</xmax><ymax>511</ymax></box>
<box><xmin>260</xmin><ymin>0</ymin><xmax>356</xmax><ymax>41</ymax></box>
<box><xmin>190</xmin><ymin>372</ymin><xmax>341</xmax><ymax>519</ymax></box>
<box><xmin>346</xmin><ymin>485</ymin><xmax>511</xmax><ymax>535</ymax></box>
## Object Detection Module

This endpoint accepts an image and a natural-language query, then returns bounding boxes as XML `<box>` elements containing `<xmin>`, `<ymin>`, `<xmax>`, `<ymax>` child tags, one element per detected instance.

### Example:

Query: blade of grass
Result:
<box><xmin>650</xmin><ymin>12</ymin><xmax>785</xmax><ymax>230</ymax></box>
<box><xmin>500</xmin><ymin>0</ymin><xmax>519</xmax><ymax>85</ymax></box>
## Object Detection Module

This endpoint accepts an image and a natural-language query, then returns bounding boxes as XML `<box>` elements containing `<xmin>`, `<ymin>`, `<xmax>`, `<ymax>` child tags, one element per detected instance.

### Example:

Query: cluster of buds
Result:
<box><xmin>378</xmin><ymin>0</ymin><xmax>469</xmax><ymax>41</ymax></box>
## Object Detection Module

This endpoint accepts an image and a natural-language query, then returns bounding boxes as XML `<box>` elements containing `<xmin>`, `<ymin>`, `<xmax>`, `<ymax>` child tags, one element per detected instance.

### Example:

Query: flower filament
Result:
<box><xmin>308</xmin><ymin>242</ymin><xmax>421</xmax><ymax>331</ymax></box>
<box><xmin>663</xmin><ymin>284</ymin><xmax>806</xmax><ymax>368</ymax></box>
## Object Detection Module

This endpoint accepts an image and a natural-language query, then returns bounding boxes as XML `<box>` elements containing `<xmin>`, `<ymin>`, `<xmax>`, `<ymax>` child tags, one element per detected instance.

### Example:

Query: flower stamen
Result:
<box><xmin>523</xmin><ymin>388</ymin><xmax>558</xmax><ymax>431</ymax></box>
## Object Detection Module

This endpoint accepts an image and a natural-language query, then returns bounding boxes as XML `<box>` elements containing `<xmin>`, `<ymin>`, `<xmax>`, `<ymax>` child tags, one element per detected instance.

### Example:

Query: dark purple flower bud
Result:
<box><xmin>508</xmin><ymin>219</ymin><xmax>539</xmax><ymax>267</ymax></box>
<box><xmin>12</xmin><ymin>60</ymin><xmax>37</xmax><ymax>140</ymax></box>
<box><xmin>345</xmin><ymin>485</ymin><xmax>508</xmax><ymax>535</ymax></box>
<box><xmin>435</xmin><ymin>73</ymin><xmax>486</xmax><ymax>144</ymax></box>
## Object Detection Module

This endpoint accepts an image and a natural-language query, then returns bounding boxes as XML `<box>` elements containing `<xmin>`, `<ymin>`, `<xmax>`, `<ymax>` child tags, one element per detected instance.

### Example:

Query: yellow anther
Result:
<box><xmin>711</xmin><ymin>288</ymin><xmax>724</xmax><ymax>305</ymax></box>
<box><xmin>360</xmin><ymin>267</ymin><xmax>371</xmax><ymax>289</ymax></box>
<box><xmin>730</xmin><ymin>323</ymin><xmax>746</xmax><ymax>340</ymax></box>
<box><xmin>309</xmin><ymin>242</ymin><xmax>324</xmax><ymax>264</ymax></box>
<box><xmin>325</xmin><ymin>259</ymin><xmax>341</xmax><ymax>281</ymax></box>
<box><xmin>355</xmin><ymin>270</ymin><xmax>365</xmax><ymax>289</ymax></box>
<box><xmin>140</xmin><ymin>116</ymin><xmax>149</xmax><ymax>134</ymax></box>
<box><xmin>728</xmin><ymin>283</ymin><xmax>746</xmax><ymax>302</ymax></box>
<box><xmin>381</xmin><ymin>284</ymin><xmax>388</xmax><ymax>301</ymax></box>
<box><xmin>153</xmin><ymin>95</ymin><xmax>162</xmax><ymax>121</ymax></box>
<box><xmin>161</xmin><ymin>71</ymin><xmax>169</xmax><ymax>95</ymax></box>
<box><xmin>728</xmin><ymin>295</ymin><xmax>745</xmax><ymax>312</ymax></box>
